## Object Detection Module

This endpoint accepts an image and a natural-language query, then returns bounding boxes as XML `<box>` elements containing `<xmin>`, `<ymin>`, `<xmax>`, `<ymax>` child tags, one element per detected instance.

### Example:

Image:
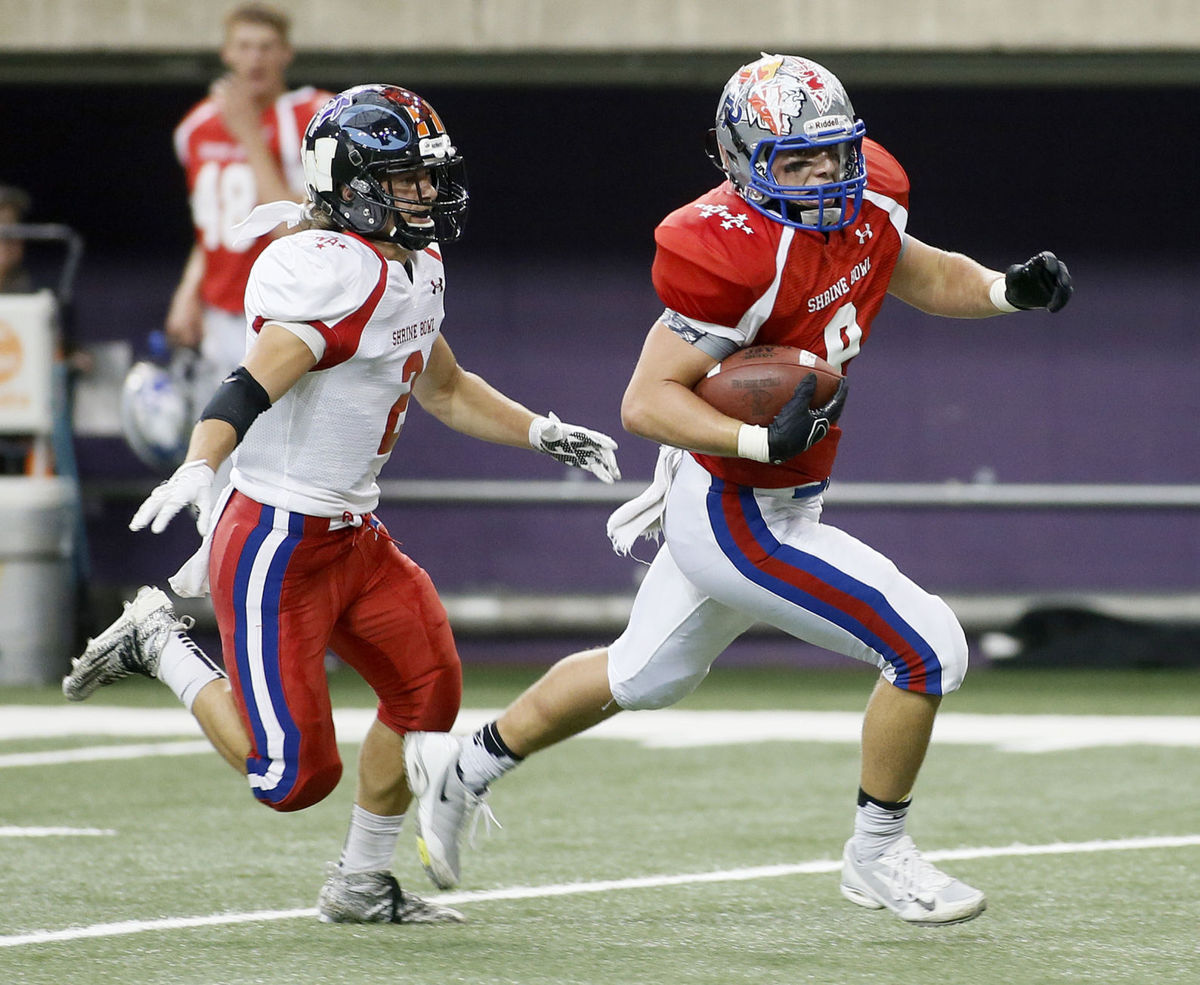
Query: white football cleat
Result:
<box><xmin>404</xmin><ymin>731</ymin><xmax>497</xmax><ymax>890</ymax></box>
<box><xmin>317</xmin><ymin>866</ymin><xmax>464</xmax><ymax>924</ymax></box>
<box><xmin>840</xmin><ymin>835</ymin><xmax>987</xmax><ymax>925</ymax></box>
<box><xmin>62</xmin><ymin>586</ymin><xmax>185</xmax><ymax>701</ymax></box>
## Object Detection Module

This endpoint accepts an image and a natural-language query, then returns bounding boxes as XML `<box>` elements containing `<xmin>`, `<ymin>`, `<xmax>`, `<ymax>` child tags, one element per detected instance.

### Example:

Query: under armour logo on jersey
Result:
<box><xmin>693</xmin><ymin>203</ymin><xmax>756</xmax><ymax>235</ymax></box>
<box><xmin>855</xmin><ymin>223</ymin><xmax>873</xmax><ymax>244</ymax></box>
<box><xmin>430</xmin><ymin>277</ymin><xmax>445</xmax><ymax>294</ymax></box>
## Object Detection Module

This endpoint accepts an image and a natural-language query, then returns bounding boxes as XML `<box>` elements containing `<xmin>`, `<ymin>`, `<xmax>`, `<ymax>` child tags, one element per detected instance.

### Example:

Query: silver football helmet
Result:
<box><xmin>707</xmin><ymin>54</ymin><xmax>867</xmax><ymax>232</ymax></box>
<box><xmin>119</xmin><ymin>355</ymin><xmax>193</xmax><ymax>474</ymax></box>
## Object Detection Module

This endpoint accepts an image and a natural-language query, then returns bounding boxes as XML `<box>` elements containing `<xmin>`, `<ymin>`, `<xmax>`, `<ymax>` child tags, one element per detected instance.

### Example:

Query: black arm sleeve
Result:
<box><xmin>198</xmin><ymin>366</ymin><xmax>272</xmax><ymax>443</ymax></box>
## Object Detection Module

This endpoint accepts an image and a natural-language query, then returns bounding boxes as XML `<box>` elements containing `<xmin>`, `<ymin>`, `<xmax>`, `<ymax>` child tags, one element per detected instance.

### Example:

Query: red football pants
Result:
<box><xmin>209</xmin><ymin>492</ymin><xmax>462</xmax><ymax>812</ymax></box>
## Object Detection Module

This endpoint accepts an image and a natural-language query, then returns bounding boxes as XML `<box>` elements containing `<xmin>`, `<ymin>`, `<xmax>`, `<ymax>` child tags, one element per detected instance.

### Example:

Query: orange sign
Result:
<box><xmin>0</xmin><ymin>319</ymin><xmax>22</xmax><ymax>384</ymax></box>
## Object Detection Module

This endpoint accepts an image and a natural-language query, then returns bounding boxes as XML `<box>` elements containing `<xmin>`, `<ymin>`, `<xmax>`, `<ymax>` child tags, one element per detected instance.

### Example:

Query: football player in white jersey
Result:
<box><xmin>402</xmin><ymin>54</ymin><xmax>1072</xmax><ymax>927</ymax></box>
<box><xmin>63</xmin><ymin>84</ymin><xmax>621</xmax><ymax>926</ymax></box>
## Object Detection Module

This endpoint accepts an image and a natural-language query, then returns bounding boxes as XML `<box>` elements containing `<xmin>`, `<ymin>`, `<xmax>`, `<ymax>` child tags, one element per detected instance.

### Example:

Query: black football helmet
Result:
<box><xmin>302</xmin><ymin>84</ymin><xmax>468</xmax><ymax>249</ymax></box>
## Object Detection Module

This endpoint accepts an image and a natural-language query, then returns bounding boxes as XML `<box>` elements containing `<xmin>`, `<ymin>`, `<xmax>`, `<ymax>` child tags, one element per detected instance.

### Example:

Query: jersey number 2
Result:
<box><xmin>378</xmin><ymin>351</ymin><xmax>425</xmax><ymax>455</ymax></box>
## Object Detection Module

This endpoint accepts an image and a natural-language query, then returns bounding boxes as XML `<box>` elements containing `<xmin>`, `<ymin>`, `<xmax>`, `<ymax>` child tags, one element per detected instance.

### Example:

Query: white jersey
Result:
<box><xmin>233</xmin><ymin>229</ymin><xmax>446</xmax><ymax>517</ymax></box>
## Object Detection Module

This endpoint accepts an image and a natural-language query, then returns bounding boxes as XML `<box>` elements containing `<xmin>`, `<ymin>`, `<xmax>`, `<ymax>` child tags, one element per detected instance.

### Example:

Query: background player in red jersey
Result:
<box><xmin>63</xmin><ymin>84</ymin><xmax>620</xmax><ymax>926</ymax></box>
<box><xmin>404</xmin><ymin>53</ymin><xmax>1072</xmax><ymax>926</ymax></box>
<box><xmin>166</xmin><ymin>3</ymin><xmax>331</xmax><ymax>423</ymax></box>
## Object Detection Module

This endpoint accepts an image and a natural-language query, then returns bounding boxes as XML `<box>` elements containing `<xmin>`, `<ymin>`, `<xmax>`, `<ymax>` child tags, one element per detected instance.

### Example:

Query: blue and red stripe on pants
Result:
<box><xmin>705</xmin><ymin>478</ymin><xmax>945</xmax><ymax>695</ymax></box>
<box><xmin>209</xmin><ymin>491</ymin><xmax>462</xmax><ymax>811</ymax></box>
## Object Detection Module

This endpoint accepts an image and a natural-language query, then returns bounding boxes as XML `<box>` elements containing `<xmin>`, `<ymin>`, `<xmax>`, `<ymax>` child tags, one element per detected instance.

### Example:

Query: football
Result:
<box><xmin>694</xmin><ymin>345</ymin><xmax>843</xmax><ymax>425</ymax></box>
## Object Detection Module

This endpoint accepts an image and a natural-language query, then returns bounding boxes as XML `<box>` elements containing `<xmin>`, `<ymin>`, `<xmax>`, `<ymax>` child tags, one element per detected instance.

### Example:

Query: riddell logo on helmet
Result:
<box><xmin>804</xmin><ymin>115</ymin><xmax>853</xmax><ymax>138</ymax></box>
<box><xmin>0</xmin><ymin>321</ymin><xmax>23</xmax><ymax>384</ymax></box>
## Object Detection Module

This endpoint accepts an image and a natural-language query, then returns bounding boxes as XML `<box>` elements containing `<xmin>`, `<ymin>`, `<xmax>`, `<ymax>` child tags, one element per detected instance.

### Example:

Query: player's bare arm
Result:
<box><xmin>179</xmin><ymin>320</ymin><xmax>319</xmax><ymax>473</ymax></box>
<box><xmin>130</xmin><ymin>323</ymin><xmax>316</xmax><ymax>536</ymax></box>
<box><xmin>241</xmin><ymin>321</ymin><xmax>320</xmax><ymax>400</ymax></box>
<box><xmin>890</xmin><ymin>236</ymin><xmax>1073</xmax><ymax>317</ymax></box>
<box><xmin>623</xmin><ymin>322</ymin><xmax>846</xmax><ymax>465</ymax></box>
<box><xmin>886</xmin><ymin>235</ymin><xmax>1005</xmax><ymax>318</ymax></box>
<box><xmin>415</xmin><ymin>335</ymin><xmax>620</xmax><ymax>481</ymax></box>
<box><xmin>413</xmin><ymin>335</ymin><xmax>539</xmax><ymax>448</ymax></box>
<box><xmin>212</xmin><ymin>75</ymin><xmax>299</xmax><ymax>206</ymax></box>
<box><xmin>165</xmin><ymin>244</ymin><xmax>207</xmax><ymax>347</ymax></box>
<box><xmin>621</xmin><ymin>321</ymin><xmax>741</xmax><ymax>455</ymax></box>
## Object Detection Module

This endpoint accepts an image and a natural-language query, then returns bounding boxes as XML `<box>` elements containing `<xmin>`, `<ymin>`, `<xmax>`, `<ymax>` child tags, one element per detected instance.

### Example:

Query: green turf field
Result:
<box><xmin>1</xmin><ymin>665</ymin><xmax>1197</xmax><ymax>985</ymax></box>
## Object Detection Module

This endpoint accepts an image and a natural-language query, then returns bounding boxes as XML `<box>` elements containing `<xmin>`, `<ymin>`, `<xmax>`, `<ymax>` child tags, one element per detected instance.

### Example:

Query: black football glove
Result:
<box><xmin>1004</xmin><ymin>251</ymin><xmax>1073</xmax><ymax>313</ymax></box>
<box><xmin>766</xmin><ymin>373</ymin><xmax>848</xmax><ymax>464</ymax></box>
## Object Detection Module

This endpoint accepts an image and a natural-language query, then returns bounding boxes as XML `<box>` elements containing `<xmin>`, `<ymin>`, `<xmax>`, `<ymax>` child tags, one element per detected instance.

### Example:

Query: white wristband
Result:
<box><xmin>989</xmin><ymin>276</ymin><xmax>1019</xmax><ymax>313</ymax></box>
<box><xmin>528</xmin><ymin>414</ymin><xmax>554</xmax><ymax>449</ymax></box>
<box><xmin>736</xmin><ymin>424</ymin><xmax>771</xmax><ymax>463</ymax></box>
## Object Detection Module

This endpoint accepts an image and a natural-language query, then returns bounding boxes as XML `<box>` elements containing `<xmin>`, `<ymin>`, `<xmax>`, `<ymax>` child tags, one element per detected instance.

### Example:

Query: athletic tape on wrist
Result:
<box><xmin>989</xmin><ymin>276</ymin><xmax>1019</xmax><ymax>313</ymax></box>
<box><xmin>737</xmin><ymin>424</ymin><xmax>771</xmax><ymax>463</ymax></box>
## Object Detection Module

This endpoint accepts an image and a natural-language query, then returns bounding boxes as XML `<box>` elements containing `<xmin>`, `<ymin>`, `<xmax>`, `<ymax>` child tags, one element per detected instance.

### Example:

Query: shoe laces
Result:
<box><xmin>464</xmin><ymin>788</ymin><xmax>502</xmax><ymax>848</ymax></box>
<box><xmin>882</xmin><ymin>838</ymin><xmax>951</xmax><ymax>903</ymax></box>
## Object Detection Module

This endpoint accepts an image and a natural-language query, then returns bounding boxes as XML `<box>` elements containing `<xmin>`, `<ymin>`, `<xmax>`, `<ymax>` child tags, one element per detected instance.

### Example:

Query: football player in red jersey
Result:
<box><xmin>404</xmin><ymin>54</ymin><xmax>1072</xmax><ymax>926</ymax></box>
<box><xmin>165</xmin><ymin>3</ymin><xmax>331</xmax><ymax>432</ymax></box>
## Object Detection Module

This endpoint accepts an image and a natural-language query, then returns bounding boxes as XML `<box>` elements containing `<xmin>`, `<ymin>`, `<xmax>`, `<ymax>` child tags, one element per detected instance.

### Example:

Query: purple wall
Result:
<box><xmin>25</xmin><ymin>81</ymin><xmax>1194</xmax><ymax>602</ymax></box>
<box><xmin>78</xmin><ymin>251</ymin><xmax>1200</xmax><ymax>600</ymax></box>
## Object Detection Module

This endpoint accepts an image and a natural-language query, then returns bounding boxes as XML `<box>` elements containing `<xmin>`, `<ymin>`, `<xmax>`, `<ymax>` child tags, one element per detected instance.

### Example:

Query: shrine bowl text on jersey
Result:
<box><xmin>235</xmin><ymin>229</ymin><xmax>447</xmax><ymax>516</ymax></box>
<box><xmin>653</xmin><ymin>137</ymin><xmax>909</xmax><ymax>488</ymax></box>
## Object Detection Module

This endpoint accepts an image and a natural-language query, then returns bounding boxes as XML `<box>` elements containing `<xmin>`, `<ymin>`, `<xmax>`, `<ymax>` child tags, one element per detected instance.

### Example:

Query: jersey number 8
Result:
<box><xmin>193</xmin><ymin>161</ymin><xmax>258</xmax><ymax>253</ymax></box>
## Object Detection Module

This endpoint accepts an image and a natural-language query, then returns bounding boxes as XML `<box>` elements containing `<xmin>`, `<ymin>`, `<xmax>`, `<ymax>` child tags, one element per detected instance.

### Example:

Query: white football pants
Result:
<box><xmin>607</xmin><ymin>453</ymin><xmax>968</xmax><ymax>709</ymax></box>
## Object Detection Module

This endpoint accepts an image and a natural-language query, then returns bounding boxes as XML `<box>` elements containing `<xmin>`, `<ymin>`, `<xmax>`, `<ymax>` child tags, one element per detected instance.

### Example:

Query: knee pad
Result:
<box><xmin>915</xmin><ymin>599</ymin><xmax>969</xmax><ymax>695</ymax></box>
<box><xmin>936</xmin><ymin>616</ymin><xmax>970</xmax><ymax>695</ymax></box>
<box><xmin>880</xmin><ymin>596</ymin><xmax>968</xmax><ymax>696</ymax></box>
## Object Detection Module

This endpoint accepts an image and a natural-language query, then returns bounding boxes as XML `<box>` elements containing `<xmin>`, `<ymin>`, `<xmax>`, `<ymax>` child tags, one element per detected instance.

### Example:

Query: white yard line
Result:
<box><xmin>0</xmin><ymin>740</ymin><xmax>212</xmax><ymax>768</ymax></box>
<box><xmin>0</xmin><ymin>827</ymin><xmax>115</xmax><ymax>838</ymax></box>
<box><xmin>3</xmin><ymin>706</ymin><xmax>1200</xmax><ymax>762</ymax></box>
<box><xmin>2</xmin><ymin>834</ymin><xmax>1198</xmax><ymax>949</ymax></box>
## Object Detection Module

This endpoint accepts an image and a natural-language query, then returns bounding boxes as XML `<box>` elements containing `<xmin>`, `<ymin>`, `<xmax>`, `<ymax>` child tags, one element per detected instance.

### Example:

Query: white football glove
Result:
<box><xmin>129</xmin><ymin>460</ymin><xmax>217</xmax><ymax>536</ymax></box>
<box><xmin>529</xmin><ymin>412</ymin><xmax>621</xmax><ymax>484</ymax></box>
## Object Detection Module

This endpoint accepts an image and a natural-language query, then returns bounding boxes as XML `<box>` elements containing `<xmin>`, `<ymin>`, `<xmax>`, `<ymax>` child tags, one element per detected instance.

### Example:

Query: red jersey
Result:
<box><xmin>652</xmin><ymin>137</ymin><xmax>910</xmax><ymax>488</ymax></box>
<box><xmin>173</xmin><ymin>86</ymin><xmax>332</xmax><ymax>314</ymax></box>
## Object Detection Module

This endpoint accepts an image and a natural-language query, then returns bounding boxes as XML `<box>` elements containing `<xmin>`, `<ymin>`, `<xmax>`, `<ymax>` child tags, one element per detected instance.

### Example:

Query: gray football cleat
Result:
<box><xmin>840</xmin><ymin>835</ymin><xmax>987</xmax><ymax>925</ymax></box>
<box><xmin>404</xmin><ymin>731</ymin><xmax>497</xmax><ymax>890</ymax></box>
<box><xmin>316</xmin><ymin>867</ymin><xmax>465</xmax><ymax>924</ymax></box>
<box><xmin>63</xmin><ymin>586</ymin><xmax>185</xmax><ymax>701</ymax></box>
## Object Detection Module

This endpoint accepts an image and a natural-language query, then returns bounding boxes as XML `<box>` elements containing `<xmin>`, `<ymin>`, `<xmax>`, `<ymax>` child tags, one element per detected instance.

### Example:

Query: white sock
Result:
<box><xmin>156</xmin><ymin>631</ymin><xmax>225</xmax><ymax>712</ymax></box>
<box><xmin>851</xmin><ymin>795</ymin><xmax>910</xmax><ymax>861</ymax></box>
<box><xmin>338</xmin><ymin>804</ymin><xmax>405</xmax><ymax>874</ymax></box>
<box><xmin>457</xmin><ymin>721</ymin><xmax>522</xmax><ymax>794</ymax></box>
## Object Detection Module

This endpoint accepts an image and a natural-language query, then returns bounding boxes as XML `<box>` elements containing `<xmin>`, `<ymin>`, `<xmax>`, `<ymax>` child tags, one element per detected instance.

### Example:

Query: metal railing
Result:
<box><xmin>86</xmin><ymin>475</ymin><xmax>1200</xmax><ymax>634</ymax></box>
<box><xmin>0</xmin><ymin>223</ymin><xmax>85</xmax><ymax>307</ymax></box>
<box><xmin>88</xmin><ymin>476</ymin><xmax>1200</xmax><ymax>510</ymax></box>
